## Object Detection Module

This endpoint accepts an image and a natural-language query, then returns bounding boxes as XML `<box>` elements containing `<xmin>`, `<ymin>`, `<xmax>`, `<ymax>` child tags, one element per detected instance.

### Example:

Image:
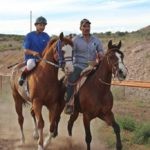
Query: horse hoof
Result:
<box><xmin>21</xmin><ymin>137</ymin><xmax>25</xmax><ymax>145</ymax></box>
<box><xmin>33</xmin><ymin>131</ymin><xmax>39</xmax><ymax>140</ymax></box>
<box><xmin>53</xmin><ymin>132</ymin><xmax>58</xmax><ymax>138</ymax></box>
<box><xmin>43</xmin><ymin>132</ymin><xmax>54</xmax><ymax>148</ymax></box>
<box><xmin>38</xmin><ymin>145</ymin><xmax>44</xmax><ymax>150</ymax></box>
<box><xmin>117</xmin><ymin>145</ymin><xmax>122</xmax><ymax>150</ymax></box>
<box><xmin>43</xmin><ymin>137</ymin><xmax>51</xmax><ymax>149</ymax></box>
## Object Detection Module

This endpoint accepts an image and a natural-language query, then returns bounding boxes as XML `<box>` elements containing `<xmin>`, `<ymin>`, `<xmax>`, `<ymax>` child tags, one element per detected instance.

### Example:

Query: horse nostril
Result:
<box><xmin>118</xmin><ymin>69</ymin><xmax>123</xmax><ymax>74</ymax></box>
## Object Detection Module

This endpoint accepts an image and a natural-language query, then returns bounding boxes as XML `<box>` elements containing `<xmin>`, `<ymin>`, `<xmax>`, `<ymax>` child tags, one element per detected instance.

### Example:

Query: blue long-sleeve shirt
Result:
<box><xmin>23</xmin><ymin>31</ymin><xmax>50</xmax><ymax>60</ymax></box>
<box><xmin>73</xmin><ymin>34</ymin><xmax>104</xmax><ymax>69</ymax></box>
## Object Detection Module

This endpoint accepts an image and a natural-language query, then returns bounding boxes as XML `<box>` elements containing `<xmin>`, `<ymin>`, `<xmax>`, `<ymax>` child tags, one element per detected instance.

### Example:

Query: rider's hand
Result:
<box><xmin>96</xmin><ymin>52</ymin><xmax>104</xmax><ymax>63</ymax></box>
<box><xmin>33</xmin><ymin>52</ymin><xmax>40</xmax><ymax>57</ymax></box>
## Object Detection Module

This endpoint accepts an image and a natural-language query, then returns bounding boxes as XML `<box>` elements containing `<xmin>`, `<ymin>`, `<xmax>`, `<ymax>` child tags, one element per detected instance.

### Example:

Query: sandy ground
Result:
<box><xmin>0</xmin><ymin>79</ymin><xmax>108</xmax><ymax>150</ymax></box>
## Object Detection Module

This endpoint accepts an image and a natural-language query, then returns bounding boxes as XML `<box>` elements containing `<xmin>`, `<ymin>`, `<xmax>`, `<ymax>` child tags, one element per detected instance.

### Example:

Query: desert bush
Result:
<box><xmin>133</xmin><ymin>122</ymin><xmax>150</xmax><ymax>145</ymax></box>
<box><xmin>12</xmin><ymin>35</ymin><xmax>24</xmax><ymax>41</ymax></box>
<box><xmin>117</xmin><ymin>116</ymin><xmax>137</xmax><ymax>132</ymax></box>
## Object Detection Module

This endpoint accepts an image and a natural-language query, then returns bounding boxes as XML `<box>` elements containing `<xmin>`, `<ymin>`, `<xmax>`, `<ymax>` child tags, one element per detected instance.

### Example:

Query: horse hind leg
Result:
<box><xmin>100</xmin><ymin>111</ymin><xmax>122</xmax><ymax>150</ymax></box>
<box><xmin>13</xmin><ymin>92</ymin><xmax>25</xmax><ymax>144</ymax></box>
<box><xmin>30</xmin><ymin>107</ymin><xmax>39</xmax><ymax>140</ymax></box>
<box><xmin>68</xmin><ymin>111</ymin><xmax>79</xmax><ymax>136</ymax></box>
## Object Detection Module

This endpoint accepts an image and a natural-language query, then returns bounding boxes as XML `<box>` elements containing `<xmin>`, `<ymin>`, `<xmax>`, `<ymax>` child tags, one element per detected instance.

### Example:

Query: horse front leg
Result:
<box><xmin>102</xmin><ymin>111</ymin><xmax>122</xmax><ymax>150</ymax></box>
<box><xmin>53</xmin><ymin>102</ymin><xmax>65</xmax><ymax>137</ymax></box>
<box><xmin>112</xmin><ymin>121</ymin><xmax>122</xmax><ymax>150</ymax></box>
<box><xmin>83</xmin><ymin>114</ymin><xmax>92</xmax><ymax>150</ymax></box>
<box><xmin>43</xmin><ymin>106</ymin><xmax>58</xmax><ymax>149</ymax></box>
<box><xmin>53</xmin><ymin>115</ymin><xmax>60</xmax><ymax>137</ymax></box>
<box><xmin>68</xmin><ymin>111</ymin><xmax>79</xmax><ymax>136</ymax></box>
<box><xmin>30</xmin><ymin>107</ymin><xmax>39</xmax><ymax>140</ymax></box>
<box><xmin>32</xmin><ymin>100</ymin><xmax>44</xmax><ymax>150</ymax></box>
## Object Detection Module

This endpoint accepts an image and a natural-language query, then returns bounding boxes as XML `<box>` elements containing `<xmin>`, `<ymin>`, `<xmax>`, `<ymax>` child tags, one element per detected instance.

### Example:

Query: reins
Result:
<box><xmin>37</xmin><ymin>39</ymin><xmax>72</xmax><ymax>68</ymax></box>
<box><xmin>38</xmin><ymin>56</ymin><xmax>59</xmax><ymax>68</ymax></box>
<box><xmin>98</xmin><ymin>78</ymin><xmax>112</xmax><ymax>86</ymax></box>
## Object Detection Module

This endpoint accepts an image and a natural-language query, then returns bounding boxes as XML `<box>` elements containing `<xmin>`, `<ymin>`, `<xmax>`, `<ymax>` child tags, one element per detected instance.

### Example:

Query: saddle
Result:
<box><xmin>12</xmin><ymin>62</ymin><xmax>30</xmax><ymax>101</ymax></box>
<box><xmin>66</xmin><ymin>65</ymin><xmax>97</xmax><ymax>108</ymax></box>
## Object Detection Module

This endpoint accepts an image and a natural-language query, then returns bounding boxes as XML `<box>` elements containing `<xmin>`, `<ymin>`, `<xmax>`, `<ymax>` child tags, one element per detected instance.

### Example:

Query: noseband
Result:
<box><xmin>56</xmin><ymin>39</ymin><xmax>73</xmax><ymax>65</ymax></box>
<box><xmin>98</xmin><ymin>48</ymin><xmax>124</xmax><ymax>85</ymax></box>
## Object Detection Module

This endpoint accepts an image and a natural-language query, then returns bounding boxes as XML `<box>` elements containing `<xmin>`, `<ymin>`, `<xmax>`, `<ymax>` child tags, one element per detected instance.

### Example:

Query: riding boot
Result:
<box><xmin>19</xmin><ymin>68</ymin><xmax>29</xmax><ymax>86</ymax></box>
<box><xmin>64</xmin><ymin>67</ymin><xmax>82</xmax><ymax>115</ymax></box>
<box><xmin>64</xmin><ymin>85</ymin><xmax>74</xmax><ymax>115</ymax></box>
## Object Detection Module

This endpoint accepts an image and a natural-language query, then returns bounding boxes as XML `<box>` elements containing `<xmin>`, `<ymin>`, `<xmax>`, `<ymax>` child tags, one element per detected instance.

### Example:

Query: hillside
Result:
<box><xmin>0</xmin><ymin>27</ymin><xmax>150</xmax><ymax>81</ymax></box>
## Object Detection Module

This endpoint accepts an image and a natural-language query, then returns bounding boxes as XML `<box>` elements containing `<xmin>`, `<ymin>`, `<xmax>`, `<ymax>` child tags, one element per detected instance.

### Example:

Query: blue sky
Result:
<box><xmin>0</xmin><ymin>0</ymin><xmax>150</xmax><ymax>35</ymax></box>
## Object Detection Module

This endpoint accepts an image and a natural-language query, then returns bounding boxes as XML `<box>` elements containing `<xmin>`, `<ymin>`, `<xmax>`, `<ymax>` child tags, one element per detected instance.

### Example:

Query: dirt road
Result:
<box><xmin>0</xmin><ymin>81</ymin><xmax>107</xmax><ymax>150</ymax></box>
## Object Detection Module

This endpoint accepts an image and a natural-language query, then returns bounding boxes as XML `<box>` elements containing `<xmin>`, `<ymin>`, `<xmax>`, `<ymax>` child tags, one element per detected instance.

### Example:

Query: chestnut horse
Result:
<box><xmin>10</xmin><ymin>33</ymin><xmax>73</xmax><ymax>150</ymax></box>
<box><xmin>67</xmin><ymin>40</ymin><xmax>127</xmax><ymax>150</ymax></box>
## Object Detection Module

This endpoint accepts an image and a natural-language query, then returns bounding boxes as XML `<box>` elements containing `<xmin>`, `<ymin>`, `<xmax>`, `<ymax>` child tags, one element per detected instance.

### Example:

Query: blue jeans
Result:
<box><xmin>66</xmin><ymin>67</ymin><xmax>83</xmax><ymax>102</ymax></box>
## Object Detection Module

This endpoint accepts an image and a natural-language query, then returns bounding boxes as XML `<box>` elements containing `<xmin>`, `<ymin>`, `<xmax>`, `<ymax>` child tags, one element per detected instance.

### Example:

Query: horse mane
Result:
<box><xmin>42</xmin><ymin>37</ymin><xmax>58</xmax><ymax>56</ymax></box>
<box><xmin>42</xmin><ymin>36</ymin><xmax>73</xmax><ymax>57</ymax></box>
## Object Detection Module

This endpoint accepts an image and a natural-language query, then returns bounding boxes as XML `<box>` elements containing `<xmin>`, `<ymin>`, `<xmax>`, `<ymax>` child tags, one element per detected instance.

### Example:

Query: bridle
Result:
<box><xmin>38</xmin><ymin>39</ymin><xmax>73</xmax><ymax>68</ymax></box>
<box><xmin>107</xmin><ymin>49</ymin><xmax>121</xmax><ymax>76</ymax></box>
<box><xmin>99</xmin><ymin>48</ymin><xmax>126</xmax><ymax>85</ymax></box>
<box><xmin>38</xmin><ymin>40</ymin><xmax>61</xmax><ymax>68</ymax></box>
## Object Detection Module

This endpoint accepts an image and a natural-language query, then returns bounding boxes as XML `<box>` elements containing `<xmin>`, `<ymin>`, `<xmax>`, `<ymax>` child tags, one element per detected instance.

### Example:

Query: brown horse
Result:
<box><xmin>67</xmin><ymin>40</ymin><xmax>127</xmax><ymax>150</ymax></box>
<box><xmin>10</xmin><ymin>32</ymin><xmax>73</xmax><ymax>150</ymax></box>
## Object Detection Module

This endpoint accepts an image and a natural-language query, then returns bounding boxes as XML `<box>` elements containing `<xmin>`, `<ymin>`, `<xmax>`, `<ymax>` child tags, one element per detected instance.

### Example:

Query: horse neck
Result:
<box><xmin>95</xmin><ymin>57</ymin><xmax>112</xmax><ymax>84</ymax></box>
<box><xmin>37</xmin><ymin>49</ymin><xmax>58</xmax><ymax>80</ymax></box>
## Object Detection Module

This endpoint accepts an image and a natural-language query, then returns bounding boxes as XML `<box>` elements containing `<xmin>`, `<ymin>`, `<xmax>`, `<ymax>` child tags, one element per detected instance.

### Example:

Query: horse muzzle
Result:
<box><xmin>117</xmin><ymin>68</ymin><xmax>127</xmax><ymax>81</ymax></box>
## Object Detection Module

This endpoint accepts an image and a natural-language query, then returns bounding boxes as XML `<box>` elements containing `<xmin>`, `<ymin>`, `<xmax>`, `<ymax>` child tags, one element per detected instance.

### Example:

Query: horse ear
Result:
<box><xmin>108</xmin><ymin>40</ymin><xmax>112</xmax><ymax>49</ymax></box>
<box><xmin>117</xmin><ymin>40</ymin><xmax>121</xmax><ymax>49</ymax></box>
<box><xmin>59</xmin><ymin>32</ymin><xmax>64</xmax><ymax>41</ymax></box>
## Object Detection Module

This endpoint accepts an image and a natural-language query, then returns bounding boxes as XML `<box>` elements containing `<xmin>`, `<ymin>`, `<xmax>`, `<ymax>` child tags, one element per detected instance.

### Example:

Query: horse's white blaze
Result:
<box><xmin>62</xmin><ymin>44</ymin><xmax>74</xmax><ymax>73</ymax></box>
<box><xmin>62</xmin><ymin>44</ymin><xmax>72</xmax><ymax>57</ymax></box>
<box><xmin>115</xmin><ymin>52</ymin><xmax>127</xmax><ymax>79</ymax></box>
<box><xmin>65</xmin><ymin>61</ymin><xmax>74</xmax><ymax>74</ymax></box>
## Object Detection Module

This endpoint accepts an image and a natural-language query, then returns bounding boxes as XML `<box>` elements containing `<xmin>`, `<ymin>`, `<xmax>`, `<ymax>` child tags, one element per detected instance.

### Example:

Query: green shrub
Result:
<box><xmin>134</xmin><ymin>122</ymin><xmax>150</xmax><ymax>145</ymax></box>
<box><xmin>117</xmin><ymin>116</ymin><xmax>137</xmax><ymax>132</ymax></box>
